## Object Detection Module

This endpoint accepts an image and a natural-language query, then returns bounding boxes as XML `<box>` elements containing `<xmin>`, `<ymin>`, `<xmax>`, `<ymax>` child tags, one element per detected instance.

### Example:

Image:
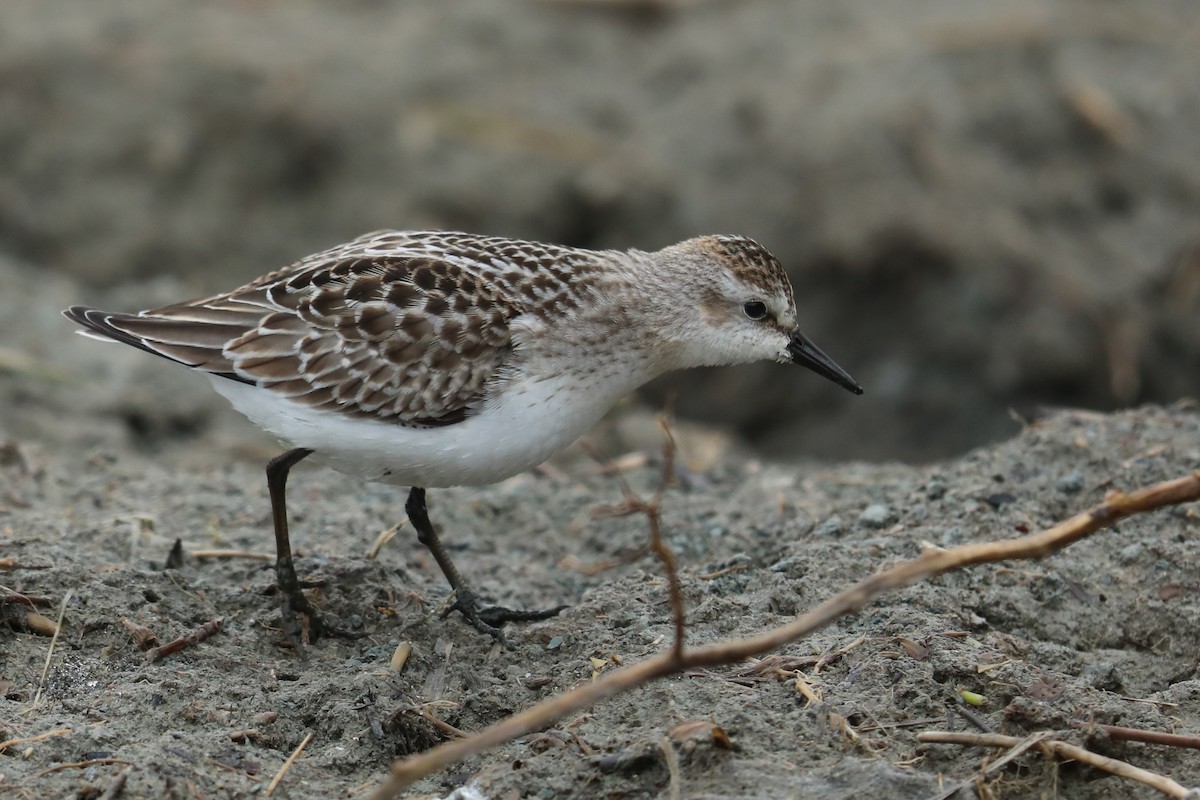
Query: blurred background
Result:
<box><xmin>1</xmin><ymin>0</ymin><xmax>1198</xmax><ymax>465</ymax></box>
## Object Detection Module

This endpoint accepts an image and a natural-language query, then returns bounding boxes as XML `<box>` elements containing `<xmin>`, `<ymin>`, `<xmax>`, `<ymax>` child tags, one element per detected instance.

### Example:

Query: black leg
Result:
<box><xmin>405</xmin><ymin>487</ymin><xmax>565</xmax><ymax>639</ymax></box>
<box><xmin>266</xmin><ymin>448</ymin><xmax>323</xmax><ymax>647</ymax></box>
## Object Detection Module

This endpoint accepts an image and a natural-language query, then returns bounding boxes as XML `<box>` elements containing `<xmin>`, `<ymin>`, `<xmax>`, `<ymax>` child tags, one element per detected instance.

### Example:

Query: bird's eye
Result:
<box><xmin>742</xmin><ymin>301</ymin><xmax>768</xmax><ymax>321</ymax></box>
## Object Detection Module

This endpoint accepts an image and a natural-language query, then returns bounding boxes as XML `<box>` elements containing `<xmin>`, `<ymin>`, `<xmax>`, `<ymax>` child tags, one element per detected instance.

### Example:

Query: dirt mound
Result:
<box><xmin>3</xmin><ymin>404</ymin><xmax>1198</xmax><ymax>797</ymax></box>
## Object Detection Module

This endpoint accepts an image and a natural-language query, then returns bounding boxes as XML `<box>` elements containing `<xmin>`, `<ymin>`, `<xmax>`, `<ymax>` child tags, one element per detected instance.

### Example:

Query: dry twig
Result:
<box><xmin>1073</xmin><ymin>721</ymin><xmax>1200</xmax><ymax>750</ymax></box>
<box><xmin>144</xmin><ymin>618</ymin><xmax>223</xmax><ymax>663</ymax></box>
<box><xmin>366</xmin><ymin>520</ymin><xmax>405</xmax><ymax>560</ymax></box>
<box><xmin>369</xmin><ymin>471</ymin><xmax>1200</xmax><ymax>799</ymax></box>
<box><xmin>265</xmin><ymin>731</ymin><xmax>314</xmax><ymax>797</ymax></box>
<box><xmin>0</xmin><ymin>591</ymin><xmax>53</xmax><ymax>606</ymax></box>
<box><xmin>924</xmin><ymin>731</ymin><xmax>1054</xmax><ymax>800</ymax></box>
<box><xmin>918</xmin><ymin>731</ymin><xmax>1197</xmax><ymax>798</ymax></box>
<box><xmin>0</xmin><ymin>727</ymin><xmax>71</xmax><ymax>753</ymax></box>
<box><xmin>587</xmin><ymin>414</ymin><xmax>686</xmax><ymax>656</ymax></box>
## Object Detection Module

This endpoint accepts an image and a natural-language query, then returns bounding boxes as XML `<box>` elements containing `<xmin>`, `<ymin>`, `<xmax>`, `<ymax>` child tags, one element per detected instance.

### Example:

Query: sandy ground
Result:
<box><xmin>3</xmin><ymin>348</ymin><xmax>1200</xmax><ymax>799</ymax></box>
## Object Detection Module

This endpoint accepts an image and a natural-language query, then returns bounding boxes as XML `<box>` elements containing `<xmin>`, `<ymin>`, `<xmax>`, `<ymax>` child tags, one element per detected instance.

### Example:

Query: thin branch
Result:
<box><xmin>1074</xmin><ymin>721</ymin><xmax>1200</xmax><ymax>750</ymax></box>
<box><xmin>918</xmin><ymin>731</ymin><xmax>1198</xmax><ymax>799</ymax></box>
<box><xmin>585</xmin><ymin>415</ymin><xmax>686</xmax><ymax>657</ymax></box>
<box><xmin>144</xmin><ymin>618</ymin><xmax>223</xmax><ymax>663</ymax></box>
<box><xmin>369</xmin><ymin>471</ymin><xmax>1200</xmax><ymax>799</ymax></box>
<box><xmin>0</xmin><ymin>727</ymin><xmax>72</xmax><ymax>753</ymax></box>
<box><xmin>649</xmin><ymin>413</ymin><xmax>685</xmax><ymax>659</ymax></box>
<box><xmin>925</xmin><ymin>731</ymin><xmax>1054</xmax><ymax>800</ymax></box>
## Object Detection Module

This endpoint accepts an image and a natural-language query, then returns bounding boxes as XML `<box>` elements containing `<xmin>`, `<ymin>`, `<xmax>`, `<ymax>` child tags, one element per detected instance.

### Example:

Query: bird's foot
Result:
<box><xmin>444</xmin><ymin>586</ymin><xmax>566</xmax><ymax>641</ymax></box>
<box><xmin>276</xmin><ymin>578</ymin><xmax>362</xmax><ymax>656</ymax></box>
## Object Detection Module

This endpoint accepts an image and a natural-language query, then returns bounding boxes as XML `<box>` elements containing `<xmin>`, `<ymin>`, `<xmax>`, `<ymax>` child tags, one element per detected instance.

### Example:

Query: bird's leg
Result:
<box><xmin>266</xmin><ymin>447</ymin><xmax>327</xmax><ymax>649</ymax></box>
<box><xmin>405</xmin><ymin>487</ymin><xmax>566</xmax><ymax>639</ymax></box>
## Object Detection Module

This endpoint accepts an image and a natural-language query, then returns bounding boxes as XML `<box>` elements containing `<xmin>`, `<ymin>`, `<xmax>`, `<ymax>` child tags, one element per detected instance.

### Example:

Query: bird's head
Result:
<box><xmin>650</xmin><ymin>235</ymin><xmax>863</xmax><ymax>395</ymax></box>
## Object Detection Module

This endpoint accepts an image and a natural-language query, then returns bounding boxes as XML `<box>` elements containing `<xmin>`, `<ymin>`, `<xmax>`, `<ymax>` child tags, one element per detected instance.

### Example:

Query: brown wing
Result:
<box><xmin>67</xmin><ymin>254</ymin><xmax>519</xmax><ymax>427</ymax></box>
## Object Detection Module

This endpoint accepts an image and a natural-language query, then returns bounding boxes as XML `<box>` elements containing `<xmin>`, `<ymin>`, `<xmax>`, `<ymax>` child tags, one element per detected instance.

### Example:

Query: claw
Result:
<box><xmin>444</xmin><ymin>587</ymin><xmax>566</xmax><ymax>641</ymax></box>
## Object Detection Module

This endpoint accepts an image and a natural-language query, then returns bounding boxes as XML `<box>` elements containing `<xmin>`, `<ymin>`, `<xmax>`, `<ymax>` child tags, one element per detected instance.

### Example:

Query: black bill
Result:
<box><xmin>786</xmin><ymin>330</ymin><xmax>863</xmax><ymax>395</ymax></box>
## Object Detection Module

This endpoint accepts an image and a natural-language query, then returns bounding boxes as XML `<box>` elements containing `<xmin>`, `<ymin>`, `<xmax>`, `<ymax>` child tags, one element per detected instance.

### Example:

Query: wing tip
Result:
<box><xmin>61</xmin><ymin>304</ymin><xmax>256</xmax><ymax>386</ymax></box>
<box><xmin>63</xmin><ymin>305</ymin><xmax>121</xmax><ymax>341</ymax></box>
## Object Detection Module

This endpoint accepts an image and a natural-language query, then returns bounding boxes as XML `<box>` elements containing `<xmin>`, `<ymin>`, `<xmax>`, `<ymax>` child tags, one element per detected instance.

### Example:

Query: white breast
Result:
<box><xmin>208</xmin><ymin>371</ymin><xmax>626</xmax><ymax>488</ymax></box>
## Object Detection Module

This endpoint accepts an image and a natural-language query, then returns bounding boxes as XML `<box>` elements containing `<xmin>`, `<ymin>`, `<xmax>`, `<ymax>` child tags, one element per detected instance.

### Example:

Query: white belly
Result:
<box><xmin>208</xmin><ymin>373</ymin><xmax>623</xmax><ymax>488</ymax></box>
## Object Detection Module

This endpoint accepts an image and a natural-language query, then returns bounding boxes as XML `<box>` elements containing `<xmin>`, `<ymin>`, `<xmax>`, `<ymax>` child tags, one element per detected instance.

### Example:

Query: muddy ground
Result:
<box><xmin>3</xmin><ymin>0</ymin><xmax>1200</xmax><ymax>462</ymax></box>
<box><xmin>3</xmin><ymin>319</ymin><xmax>1200</xmax><ymax>799</ymax></box>
<box><xmin>4</xmin><ymin>1</ymin><xmax>1200</xmax><ymax>799</ymax></box>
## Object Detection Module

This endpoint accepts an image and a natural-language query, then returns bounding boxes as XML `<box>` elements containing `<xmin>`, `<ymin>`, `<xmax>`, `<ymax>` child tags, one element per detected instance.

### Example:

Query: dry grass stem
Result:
<box><xmin>366</xmin><ymin>520</ymin><xmax>405</xmax><ymax>560</ymax></box>
<box><xmin>0</xmin><ymin>727</ymin><xmax>72</xmax><ymax>753</ymax></box>
<box><xmin>369</xmin><ymin>472</ymin><xmax>1200</xmax><ymax>799</ymax></box>
<box><xmin>918</xmin><ymin>731</ymin><xmax>1197</xmax><ymax>798</ymax></box>
<box><xmin>265</xmin><ymin>730</ymin><xmax>314</xmax><ymax>797</ymax></box>
<box><xmin>1073</xmin><ymin>721</ymin><xmax>1200</xmax><ymax>750</ymax></box>
<box><xmin>28</xmin><ymin>590</ymin><xmax>70</xmax><ymax>710</ymax></box>
<box><xmin>925</xmin><ymin>731</ymin><xmax>1054</xmax><ymax>800</ymax></box>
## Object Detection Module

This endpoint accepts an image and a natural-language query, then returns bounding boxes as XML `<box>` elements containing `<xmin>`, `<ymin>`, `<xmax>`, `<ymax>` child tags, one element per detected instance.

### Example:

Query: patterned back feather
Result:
<box><xmin>65</xmin><ymin>231</ymin><xmax>616</xmax><ymax>427</ymax></box>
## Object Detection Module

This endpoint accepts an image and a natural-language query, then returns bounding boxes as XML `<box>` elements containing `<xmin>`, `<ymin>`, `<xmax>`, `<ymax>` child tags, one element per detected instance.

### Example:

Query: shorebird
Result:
<box><xmin>65</xmin><ymin>230</ymin><xmax>862</xmax><ymax>645</ymax></box>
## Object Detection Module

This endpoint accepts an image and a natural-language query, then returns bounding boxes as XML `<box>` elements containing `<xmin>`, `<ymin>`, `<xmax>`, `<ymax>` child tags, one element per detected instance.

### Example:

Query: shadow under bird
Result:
<box><xmin>64</xmin><ymin>230</ymin><xmax>862</xmax><ymax>647</ymax></box>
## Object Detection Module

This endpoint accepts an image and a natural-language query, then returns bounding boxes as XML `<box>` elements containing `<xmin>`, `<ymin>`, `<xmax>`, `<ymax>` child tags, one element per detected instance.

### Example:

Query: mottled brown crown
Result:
<box><xmin>706</xmin><ymin>235</ymin><xmax>795</xmax><ymax>307</ymax></box>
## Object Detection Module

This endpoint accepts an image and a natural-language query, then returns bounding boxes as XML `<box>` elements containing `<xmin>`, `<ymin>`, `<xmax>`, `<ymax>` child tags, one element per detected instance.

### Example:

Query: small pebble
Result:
<box><xmin>983</xmin><ymin>492</ymin><xmax>1015</xmax><ymax>509</ymax></box>
<box><xmin>1118</xmin><ymin>543</ymin><xmax>1143</xmax><ymax>564</ymax></box>
<box><xmin>546</xmin><ymin>635</ymin><xmax>564</xmax><ymax>650</ymax></box>
<box><xmin>924</xmin><ymin>477</ymin><xmax>948</xmax><ymax>500</ymax></box>
<box><xmin>814</xmin><ymin>515</ymin><xmax>844</xmax><ymax>537</ymax></box>
<box><xmin>858</xmin><ymin>504</ymin><xmax>893</xmax><ymax>528</ymax></box>
<box><xmin>940</xmin><ymin>525</ymin><xmax>967</xmax><ymax>547</ymax></box>
<box><xmin>1081</xmin><ymin>660</ymin><xmax>1119</xmax><ymax>690</ymax></box>
<box><xmin>1056</xmin><ymin>471</ymin><xmax>1085</xmax><ymax>494</ymax></box>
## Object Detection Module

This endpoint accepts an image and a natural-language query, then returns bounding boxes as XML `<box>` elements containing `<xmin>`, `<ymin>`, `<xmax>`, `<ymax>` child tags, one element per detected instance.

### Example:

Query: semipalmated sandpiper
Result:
<box><xmin>65</xmin><ymin>230</ymin><xmax>862</xmax><ymax>645</ymax></box>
